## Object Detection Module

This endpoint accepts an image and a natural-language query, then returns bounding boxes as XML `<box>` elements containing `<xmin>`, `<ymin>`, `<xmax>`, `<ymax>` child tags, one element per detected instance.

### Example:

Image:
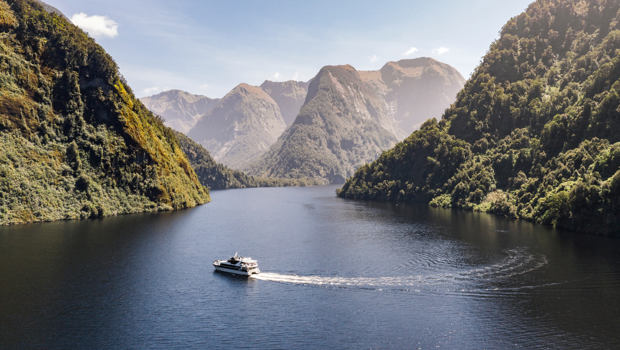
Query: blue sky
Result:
<box><xmin>45</xmin><ymin>0</ymin><xmax>533</xmax><ymax>98</ymax></box>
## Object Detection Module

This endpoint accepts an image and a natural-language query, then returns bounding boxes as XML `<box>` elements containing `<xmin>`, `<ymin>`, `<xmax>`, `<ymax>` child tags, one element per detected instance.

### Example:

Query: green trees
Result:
<box><xmin>339</xmin><ymin>0</ymin><xmax>620</xmax><ymax>236</ymax></box>
<box><xmin>175</xmin><ymin>132</ymin><xmax>319</xmax><ymax>190</ymax></box>
<box><xmin>0</xmin><ymin>0</ymin><xmax>209</xmax><ymax>225</ymax></box>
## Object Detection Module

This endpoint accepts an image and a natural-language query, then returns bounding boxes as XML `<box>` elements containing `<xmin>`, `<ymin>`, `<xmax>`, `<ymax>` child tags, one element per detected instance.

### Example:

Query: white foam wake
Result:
<box><xmin>251</xmin><ymin>248</ymin><xmax>548</xmax><ymax>291</ymax></box>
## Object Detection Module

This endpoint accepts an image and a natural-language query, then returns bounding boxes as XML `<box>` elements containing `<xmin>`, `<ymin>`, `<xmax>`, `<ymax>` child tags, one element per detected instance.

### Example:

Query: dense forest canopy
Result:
<box><xmin>338</xmin><ymin>0</ymin><xmax>620</xmax><ymax>236</ymax></box>
<box><xmin>0</xmin><ymin>0</ymin><xmax>209</xmax><ymax>224</ymax></box>
<box><xmin>175</xmin><ymin>132</ymin><xmax>318</xmax><ymax>190</ymax></box>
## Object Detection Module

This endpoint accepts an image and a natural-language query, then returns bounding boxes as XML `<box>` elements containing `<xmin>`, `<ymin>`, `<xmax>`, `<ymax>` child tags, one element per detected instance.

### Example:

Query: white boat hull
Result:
<box><xmin>214</xmin><ymin>265</ymin><xmax>260</xmax><ymax>276</ymax></box>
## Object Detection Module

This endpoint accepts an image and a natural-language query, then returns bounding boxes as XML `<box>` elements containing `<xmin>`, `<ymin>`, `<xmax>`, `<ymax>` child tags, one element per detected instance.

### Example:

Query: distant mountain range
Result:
<box><xmin>187</xmin><ymin>83</ymin><xmax>287</xmax><ymax>169</ymax></box>
<box><xmin>175</xmin><ymin>131</ymin><xmax>320</xmax><ymax>190</ymax></box>
<box><xmin>142</xmin><ymin>57</ymin><xmax>464</xmax><ymax>182</ymax></box>
<box><xmin>249</xmin><ymin>64</ymin><xmax>399</xmax><ymax>183</ymax></box>
<box><xmin>260</xmin><ymin>80</ymin><xmax>309</xmax><ymax>126</ymax></box>
<box><xmin>142</xmin><ymin>80</ymin><xmax>308</xmax><ymax>169</ymax></box>
<box><xmin>361</xmin><ymin>57</ymin><xmax>465</xmax><ymax>138</ymax></box>
<box><xmin>141</xmin><ymin>90</ymin><xmax>217</xmax><ymax>133</ymax></box>
<box><xmin>250</xmin><ymin>58</ymin><xmax>465</xmax><ymax>183</ymax></box>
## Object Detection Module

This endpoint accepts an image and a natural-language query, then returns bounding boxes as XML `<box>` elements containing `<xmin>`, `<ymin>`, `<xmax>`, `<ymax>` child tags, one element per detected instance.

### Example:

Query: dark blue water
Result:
<box><xmin>1</xmin><ymin>186</ymin><xmax>619</xmax><ymax>349</ymax></box>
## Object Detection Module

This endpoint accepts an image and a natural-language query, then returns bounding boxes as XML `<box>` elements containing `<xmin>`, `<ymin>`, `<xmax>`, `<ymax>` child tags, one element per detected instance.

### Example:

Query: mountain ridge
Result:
<box><xmin>260</xmin><ymin>80</ymin><xmax>309</xmax><ymax>126</ymax></box>
<box><xmin>187</xmin><ymin>83</ymin><xmax>286</xmax><ymax>169</ymax></box>
<box><xmin>250</xmin><ymin>58</ymin><xmax>465</xmax><ymax>183</ymax></box>
<box><xmin>368</xmin><ymin>57</ymin><xmax>466</xmax><ymax>137</ymax></box>
<box><xmin>142</xmin><ymin>80</ymin><xmax>310</xmax><ymax>170</ymax></box>
<box><xmin>140</xmin><ymin>89</ymin><xmax>217</xmax><ymax>133</ymax></box>
<box><xmin>249</xmin><ymin>64</ymin><xmax>400</xmax><ymax>183</ymax></box>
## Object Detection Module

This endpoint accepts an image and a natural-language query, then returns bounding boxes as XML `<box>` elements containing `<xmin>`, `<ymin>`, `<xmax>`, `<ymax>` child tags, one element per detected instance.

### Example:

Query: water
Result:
<box><xmin>1</xmin><ymin>186</ymin><xmax>619</xmax><ymax>349</ymax></box>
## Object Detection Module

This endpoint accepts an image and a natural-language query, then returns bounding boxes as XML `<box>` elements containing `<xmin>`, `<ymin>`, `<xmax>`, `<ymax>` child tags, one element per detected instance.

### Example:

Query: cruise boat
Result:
<box><xmin>213</xmin><ymin>253</ymin><xmax>260</xmax><ymax>276</ymax></box>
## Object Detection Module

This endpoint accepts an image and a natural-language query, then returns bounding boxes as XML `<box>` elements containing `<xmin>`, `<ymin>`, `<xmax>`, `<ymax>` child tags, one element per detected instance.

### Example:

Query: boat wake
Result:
<box><xmin>251</xmin><ymin>248</ymin><xmax>549</xmax><ymax>293</ymax></box>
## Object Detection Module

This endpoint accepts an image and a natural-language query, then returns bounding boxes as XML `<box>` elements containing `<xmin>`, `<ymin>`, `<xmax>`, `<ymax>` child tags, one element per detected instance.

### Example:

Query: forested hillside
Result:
<box><xmin>175</xmin><ymin>132</ymin><xmax>316</xmax><ymax>190</ymax></box>
<box><xmin>339</xmin><ymin>0</ymin><xmax>620</xmax><ymax>235</ymax></box>
<box><xmin>0</xmin><ymin>0</ymin><xmax>209</xmax><ymax>225</ymax></box>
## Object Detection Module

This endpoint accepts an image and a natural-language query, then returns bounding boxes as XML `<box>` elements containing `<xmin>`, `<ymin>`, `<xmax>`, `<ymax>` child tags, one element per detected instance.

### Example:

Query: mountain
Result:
<box><xmin>360</xmin><ymin>57</ymin><xmax>465</xmax><ymax>138</ymax></box>
<box><xmin>338</xmin><ymin>0</ymin><xmax>620</xmax><ymax>235</ymax></box>
<box><xmin>143</xmin><ymin>80</ymin><xmax>308</xmax><ymax>170</ymax></box>
<box><xmin>142</xmin><ymin>80</ymin><xmax>308</xmax><ymax>132</ymax></box>
<box><xmin>250</xmin><ymin>65</ymin><xmax>400</xmax><ymax>183</ymax></box>
<box><xmin>260</xmin><ymin>80</ymin><xmax>309</xmax><ymax>126</ymax></box>
<box><xmin>175</xmin><ymin>132</ymin><xmax>321</xmax><ymax>189</ymax></box>
<box><xmin>249</xmin><ymin>59</ymin><xmax>465</xmax><ymax>184</ymax></box>
<box><xmin>34</xmin><ymin>0</ymin><xmax>63</xmax><ymax>17</ymax></box>
<box><xmin>146</xmin><ymin>59</ymin><xmax>462</xmax><ymax>181</ymax></box>
<box><xmin>174</xmin><ymin>132</ymin><xmax>259</xmax><ymax>189</ymax></box>
<box><xmin>187</xmin><ymin>83</ymin><xmax>286</xmax><ymax>169</ymax></box>
<box><xmin>0</xmin><ymin>0</ymin><xmax>209</xmax><ymax>225</ymax></box>
<box><xmin>141</xmin><ymin>90</ymin><xmax>217</xmax><ymax>133</ymax></box>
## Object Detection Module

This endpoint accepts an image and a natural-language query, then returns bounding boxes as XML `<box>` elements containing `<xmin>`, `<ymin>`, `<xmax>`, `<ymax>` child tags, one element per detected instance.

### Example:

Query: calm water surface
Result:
<box><xmin>1</xmin><ymin>186</ymin><xmax>619</xmax><ymax>349</ymax></box>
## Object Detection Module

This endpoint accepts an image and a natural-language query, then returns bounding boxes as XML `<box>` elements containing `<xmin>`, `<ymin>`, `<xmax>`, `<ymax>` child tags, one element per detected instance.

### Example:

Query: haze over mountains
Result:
<box><xmin>260</xmin><ymin>80</ymin><xmax>309</xmax><ymax>126</ymax></box>
<box><xmin>186</xmin><ymin>83</ymin><xmax>286</xmax><ymax>169</ymax></box>
<box><xmin>250</xmin><ymin>64</ymin><xmax>400</xmax><ymax>183</ymax></box>
<box><xmin>141</xmin><ymin>90</ymin><xmax>217</xmax><ymax>133</ymax></box>
<box><xmin>142</xmin><ymin>80</ymin><xmax>309</xmax><ymax>169</ymax></box>
<box><xmin>143</xmin><ymin>57</ymin><xmax>465</xmax><ymax>181</ymax></box>
<box><xmin>361</xmin><ymin>58</ymin><xmax>465</xmax><ymax>137</ymax></box>
<box><xmin>251</xmin><ymin>58</ymin><xmax>465</xmax><ymax>183</ymax></box>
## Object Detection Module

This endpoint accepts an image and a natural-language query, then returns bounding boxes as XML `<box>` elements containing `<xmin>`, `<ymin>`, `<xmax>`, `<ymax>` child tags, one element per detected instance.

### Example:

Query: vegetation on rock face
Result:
<box><xmin>338</xmin><ymin>0</ymin><xmax>620</xmax><ymax>236</ymax></box>
<box><xmin>175</xmin><ymin>132</ymin><xmax>320</xmax><ymax>190</ymax></box>
<box><xmin>0</xmin><ymin>0</ymin><xmax>209</xmax><ymax>225</ymax></box>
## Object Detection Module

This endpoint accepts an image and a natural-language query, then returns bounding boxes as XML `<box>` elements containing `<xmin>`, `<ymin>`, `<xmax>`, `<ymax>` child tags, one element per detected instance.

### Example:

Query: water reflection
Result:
<box><xmin>0</xmin><ymin>186</ymin><xmax>618</xmax><ymax>349</ymax></box>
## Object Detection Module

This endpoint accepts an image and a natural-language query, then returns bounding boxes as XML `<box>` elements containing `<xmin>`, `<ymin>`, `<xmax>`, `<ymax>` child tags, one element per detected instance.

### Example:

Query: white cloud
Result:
<box><xmin>403</xmin><ymin>47</ymin><xmax>419</xmax><ymax>56</ymax></box>
<box><xmin>370</xmin><ymin>54</ymin><xmax>379</xmax><ymax>63</ymax></box>
<box><xmin>432</xmin><ymin>47</ymin><xmax>450</xmax><ymax>55</ymax></box>
<box><xmin>272</xmin><ymin>72</ymin><xmax>281</xmax><ymax>80</ymax></box>
<box><xmin>292</xmin><ymin>71</ymin><xmax>300</xmax><ymax>81</ymax></box>
<box><xmin>71</xmin><ymin>13</ymin><xmax>119</xmax><ymax>38</ymax></box>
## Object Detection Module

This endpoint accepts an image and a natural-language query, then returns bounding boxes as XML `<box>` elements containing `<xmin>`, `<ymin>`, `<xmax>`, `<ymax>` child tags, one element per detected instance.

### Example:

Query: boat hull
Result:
<box><xmin>213</xmin><ymin>265</ymin><xmax>259</xmax><ymax>277</ymax></box>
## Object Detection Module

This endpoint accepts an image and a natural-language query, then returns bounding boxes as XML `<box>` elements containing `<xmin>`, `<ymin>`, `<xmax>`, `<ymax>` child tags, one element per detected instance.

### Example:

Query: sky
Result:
<box><xmin>45</xmin><ymin>0</ymin><xmax>533</xmax><ymax>98</ymax></box>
